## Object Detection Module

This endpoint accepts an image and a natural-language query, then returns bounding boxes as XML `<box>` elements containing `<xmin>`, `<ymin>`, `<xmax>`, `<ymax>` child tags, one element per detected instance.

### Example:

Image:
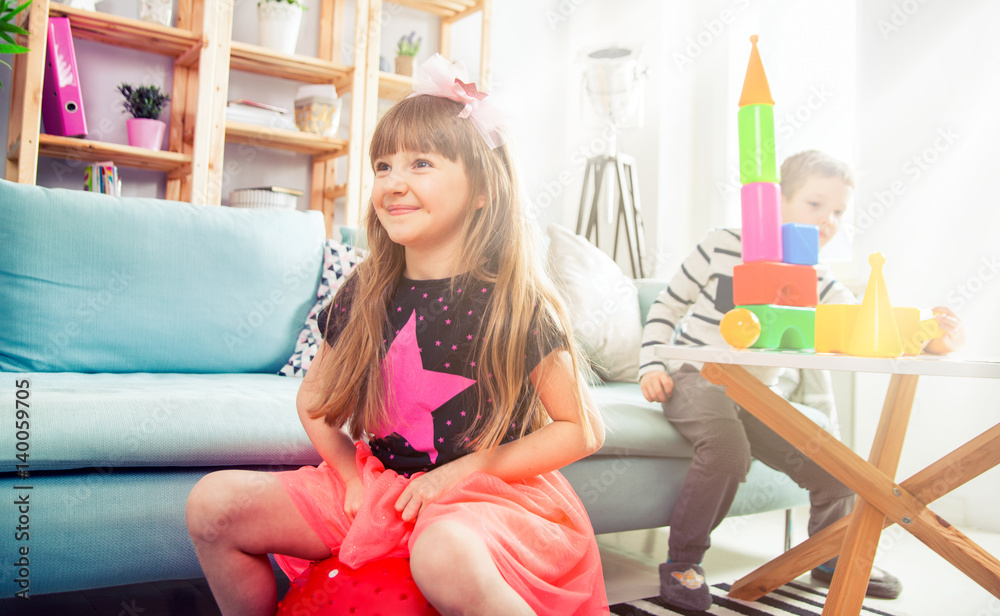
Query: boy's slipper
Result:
<box><xmin>659</xmin><ymin>562</ymin><xmax>712</xmax><ymax>612</ymax></box>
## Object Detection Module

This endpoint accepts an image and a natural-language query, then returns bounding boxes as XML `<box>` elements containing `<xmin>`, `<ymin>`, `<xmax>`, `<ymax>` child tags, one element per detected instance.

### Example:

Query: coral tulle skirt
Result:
<box><xmin>273</xmin><ymin>442</ymin><xmax>609</xmax><ymax>615</ymax></box>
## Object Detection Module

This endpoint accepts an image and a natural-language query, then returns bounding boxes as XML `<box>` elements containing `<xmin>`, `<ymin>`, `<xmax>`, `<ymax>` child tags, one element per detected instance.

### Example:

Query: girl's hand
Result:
<box><xmin>640</xmin><ymin>371</ymin><xmax>674</xmax><ymax>403</ymax></box>
<box><xmin>924</xmin><ymin>306</ymin><xmax>966</xmax><ymax>355</ymax></box>
<box><xmin>394</xmin><ymin>461</ymin><xmax>470</xmax><ymax>522</ymax></box>
<box><xmin>343</xmin><ymin>476</ymin><xmax>365</xmax><ymax>523</ymax></box>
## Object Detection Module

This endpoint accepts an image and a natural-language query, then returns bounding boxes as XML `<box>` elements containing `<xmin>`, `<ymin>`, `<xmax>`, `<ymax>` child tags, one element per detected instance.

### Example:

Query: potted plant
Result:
<box><xmin>117</xmin><ymin>82</ymin><xmax>170</xmax><ymax>150</ymax></box>
<box><xmin>395</xmin><ymin>31</ymin><xmax>420</xmax><ymax>77</ymax></box>
<box><xmin>0</xmin><ymin>0</ymin><xmax>32</xmax><ymax>90</ymax></box>
<box><xmin>258</xmin><ymin>0</ymin><xmax>304</xmax><ymax>55</ymax></box>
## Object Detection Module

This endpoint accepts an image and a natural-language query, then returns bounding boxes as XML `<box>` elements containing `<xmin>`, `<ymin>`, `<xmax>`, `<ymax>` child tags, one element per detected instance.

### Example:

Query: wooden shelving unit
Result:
<box><xmin>5</xmin><ymin>0</ymin><xmax>231</xmax><ymax>205</ymax></box>
<box><xmin>47</xmin><ymin>2</ymin><xmax>200</xmax><ymax>59</ymax></box>
<box><xmin>221</xmin><ymin>0</ymin><xmax>366</xmax><ymax>237</ymax></box>
<box><xmin>225</xmin><ymin>121</ymin><xmax>348</xmax><ymax>157</ymax></box>
<box><xmin>377</xmin><ymin>70</ymin><xmax>414</xmax><ymax>101</ymax></box>
<box><xmin>38</xmin><ymin>134</ymin><xmax>191</xmax><ymax>172</ymax></box>
<box><xmin>6</xmin><ymin>0</ymin><xmax>492</xmax><ymax>238</ymax></box>
<box><xmin>228</xmin><ymin>41</ymin><xmax>352</xmax><ymax>88</ymax></box>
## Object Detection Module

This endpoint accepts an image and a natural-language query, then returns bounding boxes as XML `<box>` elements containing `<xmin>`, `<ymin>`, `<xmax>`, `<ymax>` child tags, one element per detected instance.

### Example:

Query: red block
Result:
<box><xmin>733</xmin><ymin>261</ymin><xmax>817</xmax><ymax>307</ymax></box>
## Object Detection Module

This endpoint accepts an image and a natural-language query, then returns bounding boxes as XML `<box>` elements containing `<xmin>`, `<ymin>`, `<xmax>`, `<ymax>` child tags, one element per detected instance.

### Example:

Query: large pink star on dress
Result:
<box><xmin>375</xmin><ymin>310</ymin><xmax>476</xmax><ymax>463</ymax></box>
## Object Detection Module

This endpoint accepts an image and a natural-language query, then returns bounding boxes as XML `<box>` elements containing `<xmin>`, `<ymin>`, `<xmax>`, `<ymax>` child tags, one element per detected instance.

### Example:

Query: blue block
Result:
<box><xmin>781</xmin><ymin>223</ymin><xmax>819</xmax><ymax>265</ymax></box>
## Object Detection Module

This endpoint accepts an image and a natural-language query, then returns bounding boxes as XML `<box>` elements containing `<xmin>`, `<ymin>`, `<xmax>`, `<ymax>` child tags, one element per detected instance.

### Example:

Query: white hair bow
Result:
<box><xmin>409</xmin><ymin>54</ymin><xmax>506</xmax><ymax>149</ymax></box>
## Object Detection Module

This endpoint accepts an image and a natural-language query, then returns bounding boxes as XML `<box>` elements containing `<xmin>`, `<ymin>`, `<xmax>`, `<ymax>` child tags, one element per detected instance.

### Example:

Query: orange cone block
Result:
<box><xmin>739</xmin><ymin>35</ymin><xmax>774</xmax><ymax>107</ymax></box>
<box><xmin>846</xmin><ymin>253</ymin><xmax>902</xmax><ymax>357</ymax></box>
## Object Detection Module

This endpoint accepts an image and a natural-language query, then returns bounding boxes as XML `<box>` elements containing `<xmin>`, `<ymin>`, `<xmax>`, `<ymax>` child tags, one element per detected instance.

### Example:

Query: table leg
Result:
<box><xmin>730</xmin><ymin>420</ymin><xmax>1000</xmax><ymax>600</ymax></box>
<box><xmin>704</xmin><ymin>363</ymin><xmax>1000</xmax><ymax>610</ymax></box>
<box><xmin>822</xmin><ymin>374</ymin><xmax>917</xmax><ymax>615</ymax></box>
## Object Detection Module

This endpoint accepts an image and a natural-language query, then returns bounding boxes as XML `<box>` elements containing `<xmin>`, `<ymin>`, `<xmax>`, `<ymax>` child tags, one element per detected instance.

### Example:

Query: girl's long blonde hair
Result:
<box><xmin>312</xmin><ymin>95</ymin><xmax>599</xmax><ymax>453</ymax></box>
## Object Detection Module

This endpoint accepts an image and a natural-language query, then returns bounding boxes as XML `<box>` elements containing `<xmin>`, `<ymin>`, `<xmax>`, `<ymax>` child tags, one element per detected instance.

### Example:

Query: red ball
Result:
<box><xmin>276</xmin><ymin>556</ymin><xmax>440</xmax><ymax>616</ymax></box>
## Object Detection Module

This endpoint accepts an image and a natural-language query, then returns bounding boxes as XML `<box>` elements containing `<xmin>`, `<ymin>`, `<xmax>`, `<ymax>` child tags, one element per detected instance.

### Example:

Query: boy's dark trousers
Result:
<box><xmin>662</xmin><ymin>365</ymin><xmax>855</xmax><ymax>565</ymax></box>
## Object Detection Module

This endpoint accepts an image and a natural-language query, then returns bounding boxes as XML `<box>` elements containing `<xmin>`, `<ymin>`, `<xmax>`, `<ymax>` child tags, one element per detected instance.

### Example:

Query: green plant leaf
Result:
<box><xmin>0</xmin><ymin>1</ymin><xmax>35</xmax><ymax>90</ymax></box>
<box><xmin>0</xmin><ymin>21</ymin><xmax>30</xmax><ymax>36</ymax></box>
<box><xmin>0</xmin><ymin>42</ymin><xmax>28</xmax><ymax>52</ymax></box>
<box><xmin>1</xmin><ymin>0</ymin><xmax>31</xmax><ymax>24</ymax></box>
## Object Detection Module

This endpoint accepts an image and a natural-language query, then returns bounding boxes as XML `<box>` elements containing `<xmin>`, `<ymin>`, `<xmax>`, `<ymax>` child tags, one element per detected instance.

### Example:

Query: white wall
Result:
<box><xmin>849</xmin><ymin>0</ymin><xmax>1000</xmax><ymax>533</ymax></box>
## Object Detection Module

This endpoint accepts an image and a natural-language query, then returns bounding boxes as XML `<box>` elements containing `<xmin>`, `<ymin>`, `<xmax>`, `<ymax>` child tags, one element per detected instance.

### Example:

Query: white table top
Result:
<box><xmin>655</xmin><ymin>344</ymin><xmax>1000</xmax><ymax>379</ymax></box>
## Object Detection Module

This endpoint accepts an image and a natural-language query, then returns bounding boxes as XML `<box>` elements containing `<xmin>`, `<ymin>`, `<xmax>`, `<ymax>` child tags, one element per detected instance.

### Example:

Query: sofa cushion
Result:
<box><xmin>0</xmin><ymin>373</ymin><xmax>321</xmax><ymax>472</ymax></box>
<box><xmin>0</xmin><ymin>180</ymin><xmax>325</xmax><ymax>373</ymax></box>
<box><xmin>591</xmin><ymin>382</ymin><xmax>694</xmax><ymax>458</ymax></box>
<box><xmin>588</xmin><ymin>381</ymin><xmax>830</xmax><ymax>460</ymax></box>
<box><xmin>636</xmin><ymin>278</ymin><xmax>669</xmax><ymax>322</ymax></box>
<box><xmin>546</xmin><ymin>224</ymin><xmax>642</xmax><ymax>382</ymax></box>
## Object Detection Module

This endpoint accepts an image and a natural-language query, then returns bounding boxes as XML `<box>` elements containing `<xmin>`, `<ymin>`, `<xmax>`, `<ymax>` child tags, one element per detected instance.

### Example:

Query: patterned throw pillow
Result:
<box><xmin>279</xmin><ymin>239</ymin><xmax>364</xmax><ymax>377</ymax></box>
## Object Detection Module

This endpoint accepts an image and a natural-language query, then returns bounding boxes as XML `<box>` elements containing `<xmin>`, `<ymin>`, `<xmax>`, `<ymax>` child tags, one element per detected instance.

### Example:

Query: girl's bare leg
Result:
<box><xmin>410</xmin><ymin>520</ymin><xmax>535</xmax><ymax>616</ymax></box>
<box><xmin>186</xmin><ymin>470</ymin><xmax>332</xmax><ymax>616</ymax></box>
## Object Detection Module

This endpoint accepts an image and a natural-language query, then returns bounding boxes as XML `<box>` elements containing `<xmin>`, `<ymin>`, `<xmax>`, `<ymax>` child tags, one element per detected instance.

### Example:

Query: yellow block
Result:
<box><xmin>895</xmin><ymin>308</ymin><xmax>945</xmax><ymax>355</ymax></box>
<box><xmin>816</xmin><ymin>304</ymin><xmax>943</xmax><ymax>355</ymax></box>
<box><xmin>815</xmin><ymin>304</ymin><xmax>857</xmax><ymax>354</ymax></box>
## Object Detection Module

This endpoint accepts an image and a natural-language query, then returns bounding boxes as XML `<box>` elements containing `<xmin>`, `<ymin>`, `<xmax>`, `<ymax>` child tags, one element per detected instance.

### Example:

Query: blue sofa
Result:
<box><xmin>0</xmin><ymin>179</ymin><xmax>810</xmax><ymax>597</ymax></box>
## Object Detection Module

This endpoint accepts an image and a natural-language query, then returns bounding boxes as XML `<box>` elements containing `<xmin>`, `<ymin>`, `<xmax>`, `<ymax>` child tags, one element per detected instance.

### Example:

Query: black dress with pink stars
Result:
<box><xmin>277</xmin><ymin>272</ymin><xmax>610</xmax><ymax>615</ymax></box>
<box><xmin>318</xmin><ymin>273</ymin><xmax>564</xmax><ymax>478</ymax></box>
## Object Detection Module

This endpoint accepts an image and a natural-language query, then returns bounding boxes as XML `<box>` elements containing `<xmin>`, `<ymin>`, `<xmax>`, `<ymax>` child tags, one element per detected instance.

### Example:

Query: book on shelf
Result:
<box><xmin>226</xmin><ymin>100</ymin><xmax>298</xmax><ymax>131</ymax></box>
<box><xmin>84</xmin><ymin>161</ymin><xmax>121</xmax><ymax>196</ymax></box>
<box><xmin>41</xmin><ymin>17</ymin><xmax>88</xmax><ymax>138</ymax></box>
<box><xmin>228</xmin><ymin>99</ymin><xmax>289</xmax><ymax>114</ymax></box>
<box><xmin>246</xmin><ymin>186</ymin><xmax>304</xmax><ymax>196</ymax></box>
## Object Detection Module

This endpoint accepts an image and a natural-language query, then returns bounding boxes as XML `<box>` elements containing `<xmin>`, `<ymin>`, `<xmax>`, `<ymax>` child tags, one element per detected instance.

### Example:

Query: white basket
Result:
<box><xmin>229</xmin><ymin>188</ymin><xmax>298</xmax><ymax>210</ymax></box>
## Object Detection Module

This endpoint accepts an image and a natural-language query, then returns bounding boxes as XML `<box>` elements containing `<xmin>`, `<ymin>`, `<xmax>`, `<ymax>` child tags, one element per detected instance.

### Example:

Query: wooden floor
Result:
<box><xmin>1</xmin><ymin>570</ymin><xmax>290</xmax><ymax>616</ymax></box>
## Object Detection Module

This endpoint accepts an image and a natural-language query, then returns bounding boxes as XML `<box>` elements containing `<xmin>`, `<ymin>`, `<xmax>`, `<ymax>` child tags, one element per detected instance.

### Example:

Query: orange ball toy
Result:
<box><xmin>720</xmin><ymin>308</ymin><xmax>762</xmax><ymax>349</ymax></box>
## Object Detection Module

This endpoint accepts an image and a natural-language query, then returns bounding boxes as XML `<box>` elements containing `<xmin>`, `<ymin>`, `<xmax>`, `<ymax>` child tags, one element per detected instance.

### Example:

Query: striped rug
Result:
<box><xmin>610</xmin><ymin>581</ymin><xmax>902</xmax><ymax>616</ymax></box>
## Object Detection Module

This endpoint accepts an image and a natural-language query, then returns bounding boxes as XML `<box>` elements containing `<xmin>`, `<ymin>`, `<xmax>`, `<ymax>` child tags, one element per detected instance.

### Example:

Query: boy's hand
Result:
<box><xmin>640</xmin><ymin>371</ymin><xmax>674</xmax><ymax>403</ymax></box>
<box><xmin>924</xmin><ymin>306</ymin><xmax>966</xmax><ymax>355</ymax></box>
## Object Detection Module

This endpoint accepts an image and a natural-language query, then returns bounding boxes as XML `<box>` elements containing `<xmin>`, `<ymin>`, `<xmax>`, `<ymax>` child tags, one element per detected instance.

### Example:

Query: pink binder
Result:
<box><xmin>41</xmin><ymin>17</ymin><xmax>88</xmax><ymax>138</ymax></box>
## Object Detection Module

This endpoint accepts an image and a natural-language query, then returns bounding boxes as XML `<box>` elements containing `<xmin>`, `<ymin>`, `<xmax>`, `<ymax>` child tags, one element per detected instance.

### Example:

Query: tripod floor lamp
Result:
<box><xmin>576</xmin><ymin>46</ymin><xmax>647</xmax><ymax>278</ymax></box>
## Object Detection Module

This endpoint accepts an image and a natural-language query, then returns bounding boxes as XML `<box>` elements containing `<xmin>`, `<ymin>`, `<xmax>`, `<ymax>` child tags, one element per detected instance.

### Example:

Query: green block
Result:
<box><xmin>742</xmin><ymin>304</ymin><xmax>815</xmax><ymax>350</ymax></box>
<box><xmin>738</xmin><ymin>104</ymin><xmax>779</xmax><ymax>185</ymax></box>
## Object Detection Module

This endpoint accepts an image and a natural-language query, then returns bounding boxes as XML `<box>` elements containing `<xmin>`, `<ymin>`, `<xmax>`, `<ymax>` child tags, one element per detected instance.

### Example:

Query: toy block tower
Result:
<box><xmin>721</xmin><ymin>36</ymin><xmax>822</xmax><ymax>350</ymax></box>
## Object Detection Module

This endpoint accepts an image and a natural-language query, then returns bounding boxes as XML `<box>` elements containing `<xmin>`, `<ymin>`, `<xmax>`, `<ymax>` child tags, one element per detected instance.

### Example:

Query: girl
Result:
<box><xmin>186</xmin><ymin>56</ymin><xmax>609</xmax><ymax>616</ymax></box>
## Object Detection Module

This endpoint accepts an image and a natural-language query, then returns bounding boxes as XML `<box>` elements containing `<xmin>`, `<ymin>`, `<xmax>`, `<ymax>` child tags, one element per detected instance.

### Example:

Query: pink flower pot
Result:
<box><xmin>126</xmin><ymin>118</ymin><xmax>167</xmax><ymax>151</ymax></box>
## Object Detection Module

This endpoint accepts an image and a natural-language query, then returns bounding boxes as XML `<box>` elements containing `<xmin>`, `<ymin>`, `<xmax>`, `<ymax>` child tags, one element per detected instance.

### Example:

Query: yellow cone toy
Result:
<box><xmin>846</xmin><ymin>253</ymin><xmax>903</xmax><ymax>357</ymax></box>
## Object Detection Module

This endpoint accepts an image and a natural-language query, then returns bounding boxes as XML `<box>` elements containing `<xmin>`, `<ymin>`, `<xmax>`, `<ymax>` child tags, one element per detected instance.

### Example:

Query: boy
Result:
<box><xmin>638</xmin><ymin>150</ymin><xmax>964</xmax><ymax>611</ymax></box>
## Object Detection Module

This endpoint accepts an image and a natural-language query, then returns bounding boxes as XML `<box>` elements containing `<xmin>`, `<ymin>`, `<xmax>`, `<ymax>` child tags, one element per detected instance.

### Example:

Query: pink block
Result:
<box><xmin>741</xmin><ymin>182</ymin><xmax>782</xmax><ymax>262</ymax></box>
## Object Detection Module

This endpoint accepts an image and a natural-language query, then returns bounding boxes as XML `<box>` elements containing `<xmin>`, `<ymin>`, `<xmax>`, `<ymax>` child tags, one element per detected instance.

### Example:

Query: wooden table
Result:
<box><xmin>655</xmin><ymin>345</ymin><xmax>1000</xmax><ymax>615</ymax></box>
